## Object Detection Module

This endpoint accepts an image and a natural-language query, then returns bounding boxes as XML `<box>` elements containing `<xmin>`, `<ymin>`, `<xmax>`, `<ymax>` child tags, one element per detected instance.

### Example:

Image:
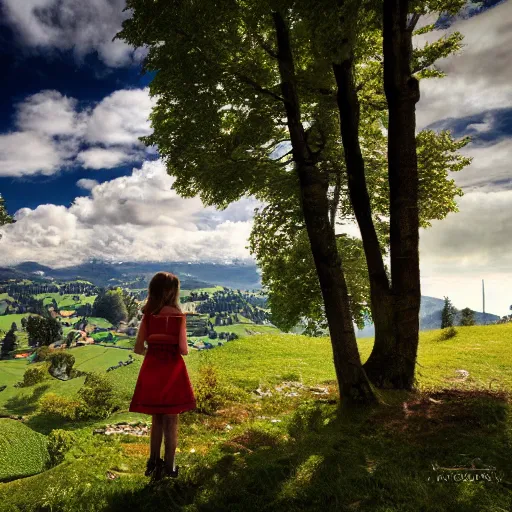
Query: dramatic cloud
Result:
<box><xmin>0</xmin><ymin>160</ymin><xmax>258</xmax><ymax>266</ymax></box>
<box><xmin>455</xmin><ymin>139</ymin><xmax>512</xmax><ymax>191</ymax></box>
<box><xmin>418</xmin><ymin>189</ymin><xmax>512</xmax><ymax>316</ymax></box>
<box><xmin>1</xmin><ymin>0</ymin><xmax>137</xmax><ymax>67</ymax></box>
<box><xmin>0</xmin><ymin>88</ymin><xmax>154</xmax><ymax>177</ymax></box>
<box><xmin>416</xmin><ymin>1</ymin><xmax>512</xmax><ymax>130</ymax></box>
<box><xmin>337</xmin><ymin>188</ymin><xmax>512</xmax><ymax>317</ymax></box>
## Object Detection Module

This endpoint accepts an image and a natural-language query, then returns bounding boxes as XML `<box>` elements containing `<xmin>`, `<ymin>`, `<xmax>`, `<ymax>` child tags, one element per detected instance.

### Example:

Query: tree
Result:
<box><xmin>11</xmin><ymin>322</ymin><xmax>18</xmax><ymax>332</ymax></box>
<box><xmin>21</xmin><ymin>317</ymin><xmax>28</xmax><ymax>330</ymax></box>
<box><xmin>0</xmin><ymin>194</ymin><xmax>13</xmax><ymax>229</ymax></box>
<box><xmin>26</xmin><ymin>316</ymin><xmax>63</xmax><ymax>347</ymax></box>
<box><xmin>441</xmin><ymin>297</ymin><xmax>456</xmax><ymax>329</ymax></box>
<box><xmin>121</xmin><ymin>290</ymin><xmax>139</xmax><ymax>322</ymax></box>
<box><xmin>92</xmin><ymin>288</ymin><xmax>128</xmax><ymax>325</ymax></box>
<box><xmin>1</xmin><ymin>329</ymin><xmax>17</xmax><ymax>358</ymax></box>
<box><xmin>459</xmin><ymin>307</ymin><xmax>476</xmax><ymax>327</ymax></box>
<box><xmin>118</xmin><ymin>0</ymin><xmax>469</xmax><ymax>399</ymax></box>
<box><xmin>119</xmin><ymin>0</ymin><xmax>377</xmax><ymax>404</ymax></box>
<box><xmin>314</xmin><ymin>0</ymin><xmax>467</xmax><ymax>388</ymax></box>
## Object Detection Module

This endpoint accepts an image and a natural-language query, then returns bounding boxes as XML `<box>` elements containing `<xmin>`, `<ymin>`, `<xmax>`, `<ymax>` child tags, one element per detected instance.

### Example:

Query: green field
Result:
<box><xmin>86</xmin><ymin>317</ymin><xmax>113</xmax><ymax>328</ymax></box>
<box><xmin>0</xmin><ymin>314</ymin><xmax>34</xmax><ymax>332</ymax></box>
<box><xmin>0</xmin><ymin>419</ymin><xmax>48</xmax><ymax>482</ymax></box>
<box><xmin>90</xmin><ymin>332</ymin><xmax>117</xmax><ymax>343</ymax></box>
<box><xmin>35</xmin><ymin>293</ymin><xmax>96</xmax><ymax>311</ymax></box>
<box><xmin>180</xmin><ymin>285</ymin><xmax>224</xmax><ymax>297</ymax></box>
<box><xmin>0</xmin><ymin>324</ymin><xmax>511</xmax><ymax>511</ymax></box>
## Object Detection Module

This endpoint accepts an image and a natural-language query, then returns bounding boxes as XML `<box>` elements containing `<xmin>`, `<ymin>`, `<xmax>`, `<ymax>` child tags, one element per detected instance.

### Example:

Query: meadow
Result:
<box><xmin>0</xmin><ymin>324</ymin><xmax>510</xmax><ymax>511</ymax></box>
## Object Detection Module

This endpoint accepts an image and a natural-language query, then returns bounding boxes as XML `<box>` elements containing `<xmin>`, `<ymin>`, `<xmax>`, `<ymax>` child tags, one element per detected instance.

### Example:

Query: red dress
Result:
<box><xmin>129</xmin><ymin>309</ymin><xmax>196</xmax><ymax>415</ymax></box>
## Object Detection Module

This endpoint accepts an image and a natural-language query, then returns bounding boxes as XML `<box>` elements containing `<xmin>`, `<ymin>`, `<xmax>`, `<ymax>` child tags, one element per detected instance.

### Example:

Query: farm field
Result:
<box><xmin>0</xmin><ymin>420</ymin><xmax>48</xmax><ymax>482</ymax></box>
<box><xmin>0</xmin><ymin>314</ymin><xmax>34</xmax><ymax>331</ymax></box>
<box><xmin>35</xmin><ymin>293</ymin><xmax>96</xmax><ymax>309</ymax></box>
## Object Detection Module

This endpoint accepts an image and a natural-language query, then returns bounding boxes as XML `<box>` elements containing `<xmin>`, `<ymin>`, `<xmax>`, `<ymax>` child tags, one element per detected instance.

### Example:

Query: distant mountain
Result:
<box><xmin>5</xmin><ymin>260</ymin><xmax>262</xmax><ymax>290</ymax></box>
<box><xmin>355</xmin><ymin>295</ymin><xmax>500</xmax><ymax>338</ymax></box>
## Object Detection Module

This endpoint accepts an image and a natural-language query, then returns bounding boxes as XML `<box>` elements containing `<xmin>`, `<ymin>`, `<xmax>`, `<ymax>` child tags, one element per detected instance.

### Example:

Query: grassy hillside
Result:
<box><xmin>0</xmin><ymin>314</ymin><xmax>34</xmax><ymax>332</ymax></box>
<box><xmin>0</xmin><ymin>420</ymin><xmax>48</xmax><ymax>482</ymax></box>
<box><xmin>0</xmin><ymin>324</ymin><xmax>511</xmax><ymax>511</ymax></box>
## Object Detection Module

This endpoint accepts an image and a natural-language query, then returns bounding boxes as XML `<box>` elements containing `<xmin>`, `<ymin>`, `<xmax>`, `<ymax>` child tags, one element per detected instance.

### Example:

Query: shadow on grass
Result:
<box><xmin>3</xmin><ymin>384</ymin><xmax>50</xmax><ymax>415</ymax></box>
<box><xmin>102</xmin><ymin>389</ymin><xmax>512</xmax><ymax>512</ymax></box>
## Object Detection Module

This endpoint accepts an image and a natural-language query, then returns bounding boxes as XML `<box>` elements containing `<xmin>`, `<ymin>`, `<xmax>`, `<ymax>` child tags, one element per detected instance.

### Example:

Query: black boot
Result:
<box><xmin>145</xmin><ymin>457</ymin><xmax>164</xmax><ymax>479</ymax></box>
<box><xmin>163</xmin><ymin>461</ymin><xmax>179</xmax><ymax>478</ymax></box>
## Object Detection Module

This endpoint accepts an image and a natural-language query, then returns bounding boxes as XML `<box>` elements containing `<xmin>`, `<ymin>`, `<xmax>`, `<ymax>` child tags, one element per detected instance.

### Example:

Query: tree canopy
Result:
<box><xmin>26</xmin><ymin>316</ymin><xmax>63</xmax><ymax>347</ymax></box>
<box><xmin>92</xmin><ymin>289</ymin><xmax>128</xmax><ymax>325</ymax></box>
<box><xmin>119</xmin><ymin>0</ymin><xmax>471</xmax><ymax>335</ymax></box>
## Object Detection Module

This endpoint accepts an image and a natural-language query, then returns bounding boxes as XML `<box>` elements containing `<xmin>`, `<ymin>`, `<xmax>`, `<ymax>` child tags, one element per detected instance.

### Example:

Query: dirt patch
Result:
<box><xmin>368</xmin><ymin>389</ymin><xmax>510</xmax><ymax>437</ymax></box>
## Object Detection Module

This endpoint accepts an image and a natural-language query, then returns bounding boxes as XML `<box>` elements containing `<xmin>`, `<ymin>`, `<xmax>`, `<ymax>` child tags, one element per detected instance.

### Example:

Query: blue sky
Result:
<box><xmin>0</xmin><ymin>0</ymin><xmax>510</xmax><ymax>316</ymax></box>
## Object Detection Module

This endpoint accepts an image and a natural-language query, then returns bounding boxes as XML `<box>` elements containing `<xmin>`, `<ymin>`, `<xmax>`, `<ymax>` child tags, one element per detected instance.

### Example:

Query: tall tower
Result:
<box><xmin>482</xmin><ymin>279</ymin><xmax>485</xmax><ymax>325</ymax></box>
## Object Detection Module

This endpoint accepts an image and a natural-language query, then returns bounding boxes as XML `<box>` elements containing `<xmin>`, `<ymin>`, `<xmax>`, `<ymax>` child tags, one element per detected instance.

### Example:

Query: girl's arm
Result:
<box><xmin>179</xmin><ymin>314</ymin><xmax>189</xmax><ymax>355</ymax></box>
<box><xmin>133</xmin><ymin>316</ymin><xmax>147</xmax><ymax>356</ymax></box>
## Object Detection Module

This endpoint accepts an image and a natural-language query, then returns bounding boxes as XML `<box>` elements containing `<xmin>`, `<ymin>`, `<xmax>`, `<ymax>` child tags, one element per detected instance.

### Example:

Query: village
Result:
<box><xmin>0</xmin><ymin>280</ymin><xmax>278</xmax><ymax>361</ymax></box>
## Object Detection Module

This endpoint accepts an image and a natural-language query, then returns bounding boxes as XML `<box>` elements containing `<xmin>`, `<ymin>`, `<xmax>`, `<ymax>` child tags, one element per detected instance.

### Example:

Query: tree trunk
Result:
<box><xmin>383</xmin><ymin>0</ymin><xmax>421</xmax><ymax>389</ymax></box>
<box><xmin>333</xmin><ymin>58</ymin><xmax>398</xmax><ymax>387</ymax></box>
<box><xmin>273</xmin><ymin>11</ymin><xmax>377</xmax><ymax>405</ymax></box>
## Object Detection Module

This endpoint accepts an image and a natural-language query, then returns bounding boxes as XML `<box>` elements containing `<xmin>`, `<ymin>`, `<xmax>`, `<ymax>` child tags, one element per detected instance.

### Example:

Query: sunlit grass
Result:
<box><xmin>0</xmin><ymin>324</ymin><xmax>511</xmax><ymax>511</ymax></box>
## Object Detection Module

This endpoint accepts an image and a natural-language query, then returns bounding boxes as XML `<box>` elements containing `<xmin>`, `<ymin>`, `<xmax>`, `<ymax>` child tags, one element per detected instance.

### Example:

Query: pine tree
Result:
<box><xmin>441</xmin><ymin>297</ymin><xmax>456</xmax><ymax>329</ymax></box>
<box><xmin>1</xmin><ymin>329</ymin><xmax>17</xmax><ymax>358</ymax></box>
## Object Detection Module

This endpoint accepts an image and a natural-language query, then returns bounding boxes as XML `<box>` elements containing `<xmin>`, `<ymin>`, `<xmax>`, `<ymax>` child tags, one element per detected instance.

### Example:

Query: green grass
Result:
<box><xmin>180</xmin><ymin>286</ymin><xmax>224</xmax><ymax>296</ymax></box>
<box><xmin>115</xmin><ymin>338</ymin><xmax>135</xmax><ymax>349</ymax></box>
<box><xmin>0</xmin><ymin>314</ymin><xmax>34</xmax><ymax>332</ymax></box>
<box><xmin>216</xmin><ymin>324</ymin><xmax>282</xmax><ymax>337</ymax></box>
<box><xmin>0</xmin><ymin>419</ymin><xmax>48</xmax><ymax>482</ymax></box>
<box><xmin>236</xmin><ymin>314</ymin><xmax>256</xmax><ymax>324</ymax></box>
<box><xmin>86</xmin><ymin>317</ymin><xmax>113</xmax><ymax>329</ymax></box>
<box><xmin>0</xmin><ymin>324</ymin><xmax>511</xmax><ymax>511</ymax></box>
<box><xmin>90</xmin><ymin>332</ymin><xmax>117</xmax><ymax>343</ymax></box>
<box><xmin>34</xmin><ymin>293</ymin><xmax>97</xmax><ymax>311</ymax></box>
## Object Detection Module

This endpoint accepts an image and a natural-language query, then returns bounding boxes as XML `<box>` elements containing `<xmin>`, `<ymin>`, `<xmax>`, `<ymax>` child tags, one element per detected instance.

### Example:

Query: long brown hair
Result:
<box><xmin>143</xmin><ymin>272</ymin><xmax>182</xmax><ymax>315</ymax></box>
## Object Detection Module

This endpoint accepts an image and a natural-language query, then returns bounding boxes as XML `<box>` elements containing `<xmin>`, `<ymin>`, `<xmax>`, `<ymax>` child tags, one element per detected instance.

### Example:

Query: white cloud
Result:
<box><xmin>0</xmin><ymin>131</ymin><xmax>66</xmax><ymax>177</ymax></box>
<box><xmin>415</xmin><ymin>1</ymin><xmax>512</xmax><ymax>130</ymax></box>
<box><xmin>0</xmin><ymin>160</ymin><xmax>255</xmax><ymax>267</ymax></box>
<box><xmin>1</xmin><ymin>0</ymin><xmax>136</xmax><ymax>67</ymax></box>
<box><xmin>76</xmin><ymin>148</ymin><xmax>138</xmax><ymax>170</ymax></box>
<box><xmin>0</xmin><ymin>88</ymin><xmax>154</xmax><ymax>177</ymax></box>
<box><xmin>15</xmin><ymin>90</ymin><xmax>85</xmax><ymax>137</ymax></box>
<box><xmin>85</xmin><ymin>89</ymin><xmax>156</xmax><ymax>146</ymax></box>
<box><xmin>76</xmin><ymin>178</ymin><xmax>99</xmax><ymax>191</ymax></box>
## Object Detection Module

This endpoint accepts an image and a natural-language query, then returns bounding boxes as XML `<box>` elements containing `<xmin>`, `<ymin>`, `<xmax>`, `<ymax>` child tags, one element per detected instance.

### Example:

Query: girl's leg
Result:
<box><xmin>150</xmin><ymin>414</ymin><xmax>164</xmax><ymax>460</ymax></box>
<box><xmin>163</xmin><ymin>414</ymin><xmax>179</xmax><ymax>470</ymax></box>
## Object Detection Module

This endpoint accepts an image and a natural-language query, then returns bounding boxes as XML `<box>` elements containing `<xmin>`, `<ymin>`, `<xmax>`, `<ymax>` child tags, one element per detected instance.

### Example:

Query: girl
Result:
<box><xmin>129</xmin><ymin>271</ymin><xmax>196</xmax><ymax>480</ymax></box>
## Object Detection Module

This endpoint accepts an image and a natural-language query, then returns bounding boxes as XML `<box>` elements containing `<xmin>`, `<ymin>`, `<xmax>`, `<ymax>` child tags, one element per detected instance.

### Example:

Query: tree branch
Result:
<box><xmin>407</xmin><ymin>13</ymin><xmax>421</xmax><ymax>32</ymax></box>
<box><xmin>251</xmin><ymin>31</ymin><xmax>279</xmax><ymax>59</ymax></box>
<box><xmin>233</xmin><ymin>71</ymin><xmax>285</xmax><ymax>102</ymax></box>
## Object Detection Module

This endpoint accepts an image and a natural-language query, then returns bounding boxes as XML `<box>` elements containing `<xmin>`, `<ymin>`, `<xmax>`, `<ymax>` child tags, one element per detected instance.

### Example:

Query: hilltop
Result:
<box><xmin>0</xmin><ymin>323</ymin><xmax>511</xmax><ymax>511</ymax></box>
